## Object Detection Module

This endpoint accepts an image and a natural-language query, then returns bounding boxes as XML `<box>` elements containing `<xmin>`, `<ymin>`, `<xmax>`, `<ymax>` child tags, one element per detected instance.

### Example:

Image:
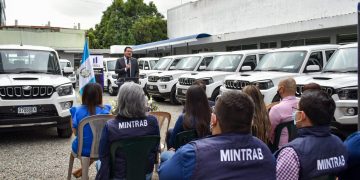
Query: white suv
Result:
<box><xmin>295</xmin><ymin>43</ymin><xmax>358</xmax><ymax>137</ymax></box>
<box><xmin>59</xmin><ymin>59</ymin><xmax>76</xmax><ymax>88</ymax></box>
<box><xmin>220</xmin><ymin>45</ymin><xmax>339</xmax><ymax>104</ymax></box>
<box><xmin>177</xmin><ymin>50</ymin><xmax>269</xmax><ymax>102</ymax></box>
<box><xmin>139</xmin><ymin>55</ymin><xmax>185</xmax><ymax>90</ymax></box>
<box><xmin>138</xmin><ymin>57</ymin><xmax>159</xmax><ymax>71</ymax></box>
<box><xmin>103</xmin><ymin>58</ymin><xmax>118</xmax><ymax>96</ymax></box>
<box><xmin>0</xmin><ymin>45</ymin><xmax>76</xmax><ymax>138</ymax></box>
<box><xmin>147</xmin><ymin>53</ymin><xmax>218</xmax><ymax>104</ymax></box>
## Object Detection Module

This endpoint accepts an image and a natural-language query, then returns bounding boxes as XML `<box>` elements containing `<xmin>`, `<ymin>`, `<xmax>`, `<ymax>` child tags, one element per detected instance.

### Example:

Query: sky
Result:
<box><xmin>4</xmin><ymin>0</ymin><xmax>193</xmax><ymax>29</ymax></box>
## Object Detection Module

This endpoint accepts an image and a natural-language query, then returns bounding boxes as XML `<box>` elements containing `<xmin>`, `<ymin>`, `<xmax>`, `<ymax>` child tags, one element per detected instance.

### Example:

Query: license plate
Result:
<box><xmin>18</xmin><ymin>106</ymin><xmax>37</xmax><ymax>115</ymax></box>
<box><xmin>149</xmin><ymin>85</ymin><xmax>154</xmax><ymax>90</ymax></box>
<box><xmin>182</xmin><ymin>89</ymin><xmax>187</xmax><ymax>94</ymax></box>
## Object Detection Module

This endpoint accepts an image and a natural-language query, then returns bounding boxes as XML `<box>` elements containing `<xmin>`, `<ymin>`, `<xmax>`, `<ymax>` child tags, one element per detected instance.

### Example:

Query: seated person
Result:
<box><xmin>339</xmin><ymin>131</ymin><xmax>360</xmax><ymax>180</ymax></box>
<box><xmin>275</xmin><ymin>90</ymin><xmax>348</xmax><ymax>180</ymax></box>
<box><xmin>96</xmin><ymin>82</ymin><xmax>159</xmax><ymax>180</ymax></box>
<box><xmin>269</xmin><ymin>78</ymin><xmax>298</xmax><ymax>148</ymax></box>
<box><xmin>193</xmin><ymin>79</ymin><xmax>215</xmax><ymax>107</ymax></box>
<box><xmin>159</xmin><ymin>91</ymin><xmax>276</xmax><ymax>179</ymax></box>
<box><xmin>70</xmin><ymin>83</ymin><xmax>111</xmax><ymax>178</ymax></box>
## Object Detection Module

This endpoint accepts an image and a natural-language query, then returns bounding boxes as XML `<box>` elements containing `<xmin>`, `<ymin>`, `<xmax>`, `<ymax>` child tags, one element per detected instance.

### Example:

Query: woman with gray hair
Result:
<box><xmin>96</xmin><ymin>82</ymin><xmax>160</xmax><ymax>180</ymax></box>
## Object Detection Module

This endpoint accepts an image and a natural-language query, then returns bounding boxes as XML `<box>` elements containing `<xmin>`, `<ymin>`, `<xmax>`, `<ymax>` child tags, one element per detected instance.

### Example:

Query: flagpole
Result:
<box><xmin>357</xmin><ymin>2</ymin><xmax>360</xmax><ymax>130</ymax></box>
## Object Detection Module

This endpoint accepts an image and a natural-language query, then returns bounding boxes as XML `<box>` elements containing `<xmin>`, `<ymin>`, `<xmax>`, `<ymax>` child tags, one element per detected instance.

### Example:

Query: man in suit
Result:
<box><xmin>115</xmin><ymin>47</ymin><xmax>139</xmax><ymax>86</ymax></box>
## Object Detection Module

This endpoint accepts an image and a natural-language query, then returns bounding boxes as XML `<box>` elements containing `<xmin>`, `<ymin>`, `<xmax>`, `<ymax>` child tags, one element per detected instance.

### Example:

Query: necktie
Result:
<box><xmin>126</xmin><ymin>58</ymin><xmax>131</xmax><ymax>77</ymax></box>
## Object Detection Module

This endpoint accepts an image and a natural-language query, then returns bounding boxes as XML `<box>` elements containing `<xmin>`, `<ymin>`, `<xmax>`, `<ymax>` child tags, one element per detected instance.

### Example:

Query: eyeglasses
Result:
<box><xmin>292</xmin><ymin>107</ymin><xmax>300</xmax><ymax>111</ymax></box>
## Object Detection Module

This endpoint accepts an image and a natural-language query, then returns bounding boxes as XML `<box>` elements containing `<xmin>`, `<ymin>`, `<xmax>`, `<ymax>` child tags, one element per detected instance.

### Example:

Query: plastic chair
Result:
<box><xmin>174</xmin><ymin>130</ymin><xmax>198</xmax><ymax>149</ymax></box>
<box><xmin>110</xmin><ymin>136</ymin><xmax>160</xmax><ymax>180</ymax></box>
<box><xmin>67</xmin><ymin>114</ymin><xmax>115</xmax><ymax>180</ymax></box>
<box><xmin>271</xmin><ymin>120</ymin><xmax>297</xmax><ymax>152</ymax></box>
<box><xmin>149</xmin><ymin>111</ymin><xmax>171</xmax><ymax>150</ymax></box>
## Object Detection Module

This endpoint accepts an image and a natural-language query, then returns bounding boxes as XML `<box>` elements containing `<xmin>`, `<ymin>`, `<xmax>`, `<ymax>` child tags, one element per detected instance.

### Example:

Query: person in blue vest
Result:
<box><xmin>275</xmin><ymin>90</ymin><xmax>348</xmax><ymax>180</ymax></box>
<box><xmin>339</xmin><ymin>131</ymin><xmax>360</xmax><ymax>180</ymax></box>
<box><xmin>159</xmin><ymin>91</ymin><xmax>276</xmax><ymax>180</ymax></box>
<box><xmin>70</xmin><ymin>83</ymin><xmax>112</xmax><ymax>178</ymax></box>
<box><xmin>95</xmin><ymin>82</ymin><xmax>160</xmax><ymax>180</ymax></box>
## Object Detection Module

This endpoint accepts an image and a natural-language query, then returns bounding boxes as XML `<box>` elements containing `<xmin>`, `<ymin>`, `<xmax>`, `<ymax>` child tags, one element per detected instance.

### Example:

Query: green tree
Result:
<box><xmin>87</xmin><ymin>0</ymin><xmax>167</xmax><ymax>49</ymax></box>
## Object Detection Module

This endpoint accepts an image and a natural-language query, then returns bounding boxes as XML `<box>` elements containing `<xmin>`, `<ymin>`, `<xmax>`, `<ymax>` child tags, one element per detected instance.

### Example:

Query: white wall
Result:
<box><xmin>167</xmin><ymin>0</ymin><xmax>359</xmax><ymax>38</ymax></box>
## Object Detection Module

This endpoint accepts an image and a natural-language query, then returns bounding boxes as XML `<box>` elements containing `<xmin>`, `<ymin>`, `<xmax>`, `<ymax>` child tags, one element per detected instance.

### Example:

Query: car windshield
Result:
<box><xmin>175</xmin><ymin>56</ymin><xmax>201</xmax><ymax>71</ymax></box>
<box><xmin>255</xmin><ymin>51</ymin><xmax>307</xmax><ymax>73</ymax></box>
<box><xmin>323</xmin><ymin>47</ymin><xmax>357</xmax><ymax>73</ymax></box>
<box><xmin>0</xmin><ymin>49</ymin><xmax>61</xmax><ymax>74</ymax></box>
<box><xmin>107</xmin><ymin>60</ymin><xmax>116</xmax><ymax>71</ymax></box>
<box><xmin>150</xmin><ymin>60</ymin><xmax>158</xmax><ymax>68</ymax></box>
<box><xmin>60</xmin><ymin>61</ymin><xmax>71</xmax><ymax>69</ymax></box>
<box><xmin>205</xmin><ymin>54</ymin><xmax>242</xmax><ymax>72</ymax></box>
<box><xmin>153</xmin><ymin>58</ymin><xmax>172</xmax><ymax>70</ymax></box>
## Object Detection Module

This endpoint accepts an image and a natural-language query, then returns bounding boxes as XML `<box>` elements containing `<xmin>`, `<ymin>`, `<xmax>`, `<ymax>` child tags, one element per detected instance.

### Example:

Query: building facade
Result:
<box><xmin>134</xmin><ymin>0</ymin><xmax>358</xmax><ymax>56</ymax></box>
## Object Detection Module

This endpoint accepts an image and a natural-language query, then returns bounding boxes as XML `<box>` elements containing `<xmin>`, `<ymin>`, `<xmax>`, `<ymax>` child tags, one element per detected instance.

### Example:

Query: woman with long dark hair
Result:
<box><xmin>243</xmin><ymin>85</ymin><xmax>271</xmax><ymax>144</ymax></box>
<box><xmin>70</xmin><ymin>83</ymin><xmax>111</xmax><ymax>178</ymax></box>
<box><xmin>168</xmin><ymin>85</ymin><xmax>211</xmax><ymax>149</ymax></box>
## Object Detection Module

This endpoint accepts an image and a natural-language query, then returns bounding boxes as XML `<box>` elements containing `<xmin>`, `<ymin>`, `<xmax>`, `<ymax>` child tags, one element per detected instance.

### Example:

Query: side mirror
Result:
<box><xmin>169</xmin><ymin>66</ymin><xmax>176</xmax><ymax>70</ymax></box>
<box><xmin>199</xmin><ymin>66</ymin><xmax>206</xmax><ymax>71</ymax></box>
<box><xmin>145</xmin><ymin>66</ymin><xmax>149</xmax><ymax>70</ymax></box>
<box><xmin>306</xmin><ymin>65</ymin><xmax>320</xmax><ymax>72</ymax></box>
<box><xmin>63</xmin><ymin>67</ymin><xmax>74</xmax><ymax>73</ymax></box>
<box><xmin>241</xmin><ymin>66</ymin><xmax>252</xmax><ymax>71</ymax></box>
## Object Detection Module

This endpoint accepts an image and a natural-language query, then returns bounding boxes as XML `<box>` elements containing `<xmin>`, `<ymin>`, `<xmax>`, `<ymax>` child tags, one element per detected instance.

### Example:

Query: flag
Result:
<box><xmin>79</xmin><ymin>39</ymin><xmax>95</xmax><ymax>95</ymax></box>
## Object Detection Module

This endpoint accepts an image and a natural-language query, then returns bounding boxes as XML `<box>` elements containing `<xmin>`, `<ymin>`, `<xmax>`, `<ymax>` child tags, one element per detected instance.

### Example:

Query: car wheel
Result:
<box><xmin>210</xmin><ymin>87</ymin><xmax>220</xmax><ymax>101</ymax></box>
<box><xmin>57</xmin><ymin>122</ymin><xmax>72</xmax><ymax>138</ymax></box>
<box><xmin>330</xmin><ymin>126</ymin><xmax>346</xmax><ymax>141</ymax></box>
<box><xmin>152</xmin><ymin>97</ymin><xmax>165</xmax><ymax>102</ymax></box>
<box><xmin>108</xmin><ymin>83</ymin><xmax>117</xmax><ymax>96</ymax></box>
<box><xmin>170</xmin><ymin>85</ymin><xmax>181</xmax><ymax>105</ymax></box>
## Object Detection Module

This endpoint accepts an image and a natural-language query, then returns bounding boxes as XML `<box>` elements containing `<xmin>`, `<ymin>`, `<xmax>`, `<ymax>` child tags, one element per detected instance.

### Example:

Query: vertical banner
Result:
<box><xmin>90</xmin><ymin>55</ymin><xmax>104</xmax><ymax>90</ymax></box>
<box><xmin>357</xmin><ymin>3</ymin><xmax>360</xmax><ymax>130</ymax></box>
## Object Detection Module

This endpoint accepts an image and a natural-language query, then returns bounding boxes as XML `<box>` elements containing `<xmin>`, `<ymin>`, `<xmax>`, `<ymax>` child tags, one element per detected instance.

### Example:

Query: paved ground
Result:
<box><xmin>0</xmin><ymin>91</ymin><xmax>182</xmax><ymax>179</ymax></box>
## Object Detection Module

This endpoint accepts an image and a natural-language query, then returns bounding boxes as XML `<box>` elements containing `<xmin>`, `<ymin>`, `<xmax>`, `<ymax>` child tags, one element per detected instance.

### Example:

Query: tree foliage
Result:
<box><xmin>87</xmin><ymin>0</ymin><xmax>167</xmax><ymax>49</ymax></box>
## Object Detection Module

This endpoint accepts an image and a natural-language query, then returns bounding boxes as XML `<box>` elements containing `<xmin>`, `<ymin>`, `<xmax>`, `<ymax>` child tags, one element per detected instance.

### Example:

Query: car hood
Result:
<box><xmin>180</xmin><ymin>71</ymin><xmax>234</xmax><ymax>79</ymax></box>
<box><xmin>224</xmin><ymin>71</ymin><xmax>297</xmax><ymax>82</ymax></box>
<box><xmin>149</xmin><ymin>70</ymin><xmax>191</xmax><ymax>77</ymax></box>
<box><xmin>0</xmin><ymin>74</ymin><xmax>72</xmax><ymax>86</ymax></box>
<box><xmin>297</xmin><ymin>73</ymin><xmax>358</xmax><ymax>89</ymax></box>
<box><xmin>139</xmin><ymin>70</ymin><xmax>162</xmax><ymax>75</ymax></box>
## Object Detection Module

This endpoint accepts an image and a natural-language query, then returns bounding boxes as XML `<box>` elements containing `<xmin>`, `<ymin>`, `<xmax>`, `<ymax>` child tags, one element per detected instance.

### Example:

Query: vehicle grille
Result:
<box><xmin>296</xmin><ymin>85</ymin><xmax>335</xmax><ymax>97</ymax></box>
<box><xmin>224</xmin><ymin>80</ymin><xmax>251</xmax><ymax>90</ymax></box>
<box><xmin>0</xmin><ymin>86</ymin><xmax>55</xmax><ymax>100</ymax></box>
<box><xmin>0</xmin><ymin>104</ymin><xmax>58</xmax><ymax>119</ymax></box>
<box><xmin>148</xmin><ymin>76</ymin><xmax>159</xmax><ymax>82</ymax></box>
<box><xmin>178</xmin><ymin>78</ymin><xmax>196</xmax><ymax>86</ymax></box>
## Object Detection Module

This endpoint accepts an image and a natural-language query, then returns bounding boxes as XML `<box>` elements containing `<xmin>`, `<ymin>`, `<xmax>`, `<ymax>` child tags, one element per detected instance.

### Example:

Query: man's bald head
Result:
<box><xmin>278</xmin><ymin>77</ymin><xmax>296</xmax><ymax>97</ymax></box>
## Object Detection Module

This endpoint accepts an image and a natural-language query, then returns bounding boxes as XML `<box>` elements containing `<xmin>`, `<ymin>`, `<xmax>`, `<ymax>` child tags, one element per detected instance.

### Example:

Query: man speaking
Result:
<box><xmin>115</xmin><ymin>46</ymin><xmax>139</xmax><ymax>84</ymax></box>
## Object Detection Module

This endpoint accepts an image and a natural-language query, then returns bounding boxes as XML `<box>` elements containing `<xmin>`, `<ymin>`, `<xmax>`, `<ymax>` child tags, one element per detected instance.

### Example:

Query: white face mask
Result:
<box><xmin>292</xmin><ymin>110</ymin><xmax>302</xmax><ymax>125</ymax></box>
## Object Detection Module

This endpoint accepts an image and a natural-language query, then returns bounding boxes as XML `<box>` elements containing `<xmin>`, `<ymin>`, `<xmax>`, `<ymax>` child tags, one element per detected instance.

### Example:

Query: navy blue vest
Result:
<box><xmin>191</xmin><ymin>133</ymin><xmax>276</xmax><ymax>180</ymax></box>
<box><xmin>275</xmin><ymin>126</ymin><xmax>347</xmax><ymax>179</ymax></box>
<box><xmin>107</xmin><ymin>115</ymin><xmax>160</xmax><ymax>179</ymax></box>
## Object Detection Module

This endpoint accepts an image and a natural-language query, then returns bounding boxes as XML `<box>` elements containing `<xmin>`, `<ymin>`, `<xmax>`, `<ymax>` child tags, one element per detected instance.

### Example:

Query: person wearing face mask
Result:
<box><xmin>275</xmin><ymin>90</ymin><xmax>348</xmax><ymax>180</ymax></box>
<box><xmin>269</xmin><ymin>78</ymin><xmax>298</xmax><ymax>148</ymax></box>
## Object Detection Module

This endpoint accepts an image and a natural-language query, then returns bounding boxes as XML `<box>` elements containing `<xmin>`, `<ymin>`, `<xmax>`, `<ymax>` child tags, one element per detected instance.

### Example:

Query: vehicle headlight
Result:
<box><xmin>160</xmin><ymin>75</ymin><xmax>173</xmax><ymax>82</ymax></box>
<box><xmin>56</xmin><ymin>84</ymin><xmax>73</xmax><ymax>96</ymax></box>
<box><xmin>199</xmin><ymin>77</ymin><xmax>214</xmax><ymax>85</ymax></box>
<box><xmin>112</xmin><ymin>74</ymin><xmax>118</xmax><ymax>79</ymax></box>
<box><xmin>252</xmin><ymin>80</ymin><xmax>274</xmax><ymax>90</ymax></box>
<box><xmin>140</xmin><ymin>74</ymin><xmax>147</xmax><ymax>79</ymax></box>
<box><xmin>337</xmin><ymin>87</ymin><xmax>358</xmax><ymax>100</ymax></box>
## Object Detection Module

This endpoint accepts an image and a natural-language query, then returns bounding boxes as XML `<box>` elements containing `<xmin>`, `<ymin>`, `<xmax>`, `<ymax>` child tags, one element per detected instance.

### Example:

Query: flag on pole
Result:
<box><xmin>79</xmin><ymin>39</ymin><xmax>95</xmax><ymax>95</ymax></box>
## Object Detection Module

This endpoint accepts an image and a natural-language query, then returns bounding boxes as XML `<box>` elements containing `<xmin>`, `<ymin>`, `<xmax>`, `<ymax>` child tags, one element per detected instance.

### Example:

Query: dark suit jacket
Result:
<box><xmin>115</xmin><ymin>57</ymin><xmax>139</xmax><ymax>79</ymax></box>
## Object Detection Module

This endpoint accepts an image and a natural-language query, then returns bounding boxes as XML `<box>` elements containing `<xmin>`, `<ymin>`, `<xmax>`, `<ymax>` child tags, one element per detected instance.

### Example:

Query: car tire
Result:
<box><xmin>152</xmin><ymin>97</ymin><xmax>165</xmax><ymax>102</ymax></box>
<box><xmin>108</xmin><ymin>82</ymin><xmax>117</xmax><ymax>96</ymax></box>
<box><xmin>330</xmin><ymin>126</ymin><xmax>346</xmax><ymax>141</ymax></box>
<box><xmin>170</xmin><ymin>85</ymin><xmax>181</xmax><ymax>105</ymax></box>
<box><xmin>57</xmin><ymin>122</ymin><xmax>72</xmax><ymax>138</ymax></box>
<box><xmin>210</xmin><ymin>87</ymin><xmax>220</xmax><ymax>101</ymax></box>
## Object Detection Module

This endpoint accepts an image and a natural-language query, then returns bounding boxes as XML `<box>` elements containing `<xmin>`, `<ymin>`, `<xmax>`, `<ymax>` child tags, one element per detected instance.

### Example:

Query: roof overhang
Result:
<box><xmin>133</xmin><ymin>33</ymin><xmax>211</xmax><ymax>51</ymax></box>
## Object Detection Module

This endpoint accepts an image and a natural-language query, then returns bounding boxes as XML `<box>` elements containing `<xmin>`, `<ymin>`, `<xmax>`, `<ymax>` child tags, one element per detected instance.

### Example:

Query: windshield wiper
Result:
<box><xmin>342</xmin><ymin>70</ymin><xmax>358</xmax><ymax>73</ymax></box>
<box><xmin>17</xmin><ymin>70</ymin><xmax>54</xmax><ymax>74</ymax></box>
<box><xmin>323</xmin><ymin>70</ymin><xmax>340</xmax><ymax>73</ymax></box>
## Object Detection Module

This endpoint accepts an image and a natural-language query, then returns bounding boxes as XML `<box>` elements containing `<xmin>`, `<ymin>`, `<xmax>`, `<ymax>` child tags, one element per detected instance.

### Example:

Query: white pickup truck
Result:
<box><xmin>220</xmin><ymin>45</ymin><xmax>339</xmax><ymax>104</ymax></box>
<box><xmin>0</xmin><ymin>45</ymin><xmax>76</xmax><ymax>138</ymax></box>
<box><xmin>295</xmin><ymin>43</ymin><xmax>358</xmax><ymax>138</ymax></box>
<box><xmin>177</xmin><ymin>49</ymin><xmax>270</xmax><ymax>102</ymax></box>
<box><xmin>146</xmin><ymin>53</ymin><xmax>218</xmax><ymax>104</ymax></box>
